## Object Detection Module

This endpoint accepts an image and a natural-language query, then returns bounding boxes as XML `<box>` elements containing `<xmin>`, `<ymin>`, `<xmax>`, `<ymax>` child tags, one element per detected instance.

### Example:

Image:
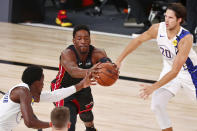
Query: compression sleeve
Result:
<box><xmin>40</xmin><ymin>86</ymin><xmax>76</xmax><ymax>102</ymax></box>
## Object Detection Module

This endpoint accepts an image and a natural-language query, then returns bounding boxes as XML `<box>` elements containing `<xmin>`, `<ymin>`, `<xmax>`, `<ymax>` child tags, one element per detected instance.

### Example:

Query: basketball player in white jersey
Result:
<box><xmin>0</xmin><ymin>66</ymin><xmax>97</xmax><ymax>131</ymax></box>
<box><xmin>116</xmin><ymin>3</ymin><xmax>196</xmax><ymax>131</ymax></box>
<box><xmin>50</xmin><ymin>106</ymin><xmax>70</xmax><ymax>131</ymax></box>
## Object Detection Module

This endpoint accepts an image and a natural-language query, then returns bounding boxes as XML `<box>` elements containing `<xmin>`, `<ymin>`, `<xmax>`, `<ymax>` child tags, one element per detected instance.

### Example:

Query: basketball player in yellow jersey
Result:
<box><xmin>116</xmin><ymin>3</ymin><xmax>197</xmax><ymax>131</ymax></box>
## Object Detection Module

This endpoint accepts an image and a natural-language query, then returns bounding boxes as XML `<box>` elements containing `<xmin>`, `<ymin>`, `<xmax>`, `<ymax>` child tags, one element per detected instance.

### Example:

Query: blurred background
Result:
<box><xmin>0</xmin><ymin>0</ymin><xmax>196</xmax><ymax>43</ymax></box>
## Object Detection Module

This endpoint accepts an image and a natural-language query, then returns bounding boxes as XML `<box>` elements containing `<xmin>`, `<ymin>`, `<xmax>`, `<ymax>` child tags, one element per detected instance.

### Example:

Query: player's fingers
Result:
<box><xmin>115</xmin><ymin>61</ymin><xmax>121</xmax><ymax>69</ymax></box>
<box><xmin>91</xmin><ymin>72</ymin><xmax>100</xmax><ymax>79</ymax></box>
<box><xmin>139</xmin><ymin>88</ymin><xmax>145</xmax><ymax>92</ymax></box>
<box><xmin>87</xmin><ymin>72</ymin><xmax>93</xmax><ymax>79</ymax></box>
<box><xmin>91</xmin><ymin>68</ymin><xmax>101</xmax><ymax>74</ymax></box>
<box><xmin>141</xmin><ymin>94</ymin><xmax>148</xmax><ymax>100</ymax></box>
<box><xmin>118</xmin><ymin>70</ymin><xmax>120</xmax><ymax>74</ymax></box>
<box><xmin>142</xmin><ymin>94</ymin><xmax>149</xmax><ymax>100</ymax></box>
<box><xmin>139</xmin><ymin>89</ymin><xmax>148</xmax><ymax>99</ymax></box>
<box><xmin>112</xmin><ymin>63</ymin><xmax>118</xmax><ymax>68</ymax></box>
<box><xmin>91</xmin><ymin>78</ymin><xmax>96</xmax><ymax>82</ymax></box>
<box><xmin>139</xmin><ymin>84</ymin><xmax>145</xmax><ymax>87</ymax></box>
<box><xmin>93</xmin><ymin>69</ymin><xmax>101</xmax><ymax>74</ymax></box>
<box><xmin>90</xmin><ymin>82</ymin><xmax>97</xmax><ymax>85</ymax></box>
<box><xmin>142</xmin><ymin>89</ymin><xmax>149</xmax><ymax>96</ymax></box>
<box><xmin>139</xmin><ymin>90</ymin><xmax>144</xmax><ymax>97</ymax></box>
<box><xmin>94</xmin><ymin>62</ymin><xmax>102</xmax><ymax>68</ymax></box>
<box><xmin>144</xmin><ymin>95</ymin><xmax>149</xmax><ymax>100</ymax></box>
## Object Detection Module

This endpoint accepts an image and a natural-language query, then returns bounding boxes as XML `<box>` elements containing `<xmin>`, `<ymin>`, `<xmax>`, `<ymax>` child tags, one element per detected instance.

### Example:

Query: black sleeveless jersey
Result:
<box><xmin>51</xmin><ymin>45</ymin><xmax>94</xmax><ymax>101</ymax></box>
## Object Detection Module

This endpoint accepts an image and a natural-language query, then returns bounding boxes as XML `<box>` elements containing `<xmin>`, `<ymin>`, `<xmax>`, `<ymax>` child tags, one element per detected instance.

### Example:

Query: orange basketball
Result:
<box><xmin>95</xmin><ymin>62</ymin><xmax>119</xmax><ymax>86</ymax></box>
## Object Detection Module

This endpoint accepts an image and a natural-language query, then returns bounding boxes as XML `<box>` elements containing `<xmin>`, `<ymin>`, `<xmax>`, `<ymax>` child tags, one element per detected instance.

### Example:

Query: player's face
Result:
<box><xmin>73</xmin><ymin>30</ymin><xmax>90</xmax><ymax>54</ymax></box>
<box><xmin>32</xmin><ymin>74</ymin><xmax>44</xmax><ymax>102</ymax></box>
<box><xmin>164</xmin><ymin>9</ymin><xmax>181</xmax><ymax>30</ymax></box>
<box><xmin>37</xmin><ymin>74</ymin><xmax>44</xmax><ymax>95</ymax></box>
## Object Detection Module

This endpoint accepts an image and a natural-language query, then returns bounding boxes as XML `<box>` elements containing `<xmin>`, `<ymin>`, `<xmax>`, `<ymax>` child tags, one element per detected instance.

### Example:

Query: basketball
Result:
<box><xmin>95</xmin><ymin>62</ymin><xmax>119</xmax><ymax>86</ymax></box>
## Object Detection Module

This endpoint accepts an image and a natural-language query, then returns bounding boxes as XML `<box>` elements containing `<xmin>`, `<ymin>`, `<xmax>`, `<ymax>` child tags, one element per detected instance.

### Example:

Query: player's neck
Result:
<box><xmin>167</xmin><ymin>25</ymin><xmax>181</xmax><ymax>40</ymax></box>
<box><xmin>78</xmin><ymin>52</ymin><xmax>88</xmax><ymax>62</ymax></box>
<box><xmin>52</xmin><ymin>126</ymin><xmax>67</xmax><ymax>131</ymax></box>
<box><xmin>29</xmin><ymin>86</ymin><xmax>40</xmax><ymax>102</ymax></box>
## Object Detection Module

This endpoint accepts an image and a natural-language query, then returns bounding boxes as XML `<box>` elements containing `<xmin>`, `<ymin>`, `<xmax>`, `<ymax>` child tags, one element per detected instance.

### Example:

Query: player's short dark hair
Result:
<box><xmin>167</xmin><ymin>2</ymin><xmax>186</xmax><ymax>24</ymax></box>
<box><xmin>73</xmin><ymin>25</ymin><xmax>90</xmax><ymax>38</ymax></box>
<box><xmin>22</xmin><ymin>66</ymin><xmax>43</xmax><ymax>86</ymax></box>
<box><xmin>51</xmin><ymin>107</ymin><xmax>70</xmax><ymax>128</ymax></box>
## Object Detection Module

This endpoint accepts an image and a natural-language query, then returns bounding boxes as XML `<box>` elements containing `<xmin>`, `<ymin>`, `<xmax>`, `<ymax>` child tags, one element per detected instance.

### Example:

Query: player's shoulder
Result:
<box><xmin>149</xmin><ymin>23</ymin><xmax>160</xmax><ymax>32</ymax></box>
<box><xmin>92</xmin><ymin>47</ymin><xmax>106</xmax><ymax>55</ymax></box>
<box><xmin>152</xmin><ymin>23</ymin><xmax>160</xmax><ymax>28</ymax></box>
<box><xmin>12</xmin><ymin>86</ymin><xmax>30</xmax><ymax>95</ymax></box>
<box><xmin>145</xmin><ymin>23</ymin><xmax>160</xmax><ymax>39</ymax></box>
<box><xmin>181</xmin><ymin>33</ymin><xmax>193</xmax><ymax>43</ymax></box>
<box><xmin>10</xmin><ymin>86</ymin><xmax>31</xmax><ymax>102</ymax></box>
<box><xmin>61</xmin><ymin>47</ymin><xmax>74</xmax><ymax>56</ymax></box>
<box><xmin>60</xmin><ymin>46</ymin><xmax>77</xmax><ymax>62</ymax></box>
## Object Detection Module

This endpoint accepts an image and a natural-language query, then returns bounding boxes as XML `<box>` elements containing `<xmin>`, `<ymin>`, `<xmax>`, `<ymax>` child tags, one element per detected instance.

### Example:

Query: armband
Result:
<box><xmin>49</xmin><ymin>122</ymin><xmax>52</xmax><ymax>127</ymax></box>
<box><xmin>99</xmin><ymin>57</ymin><xmax>112</xmax><ymax>63</ymax></box>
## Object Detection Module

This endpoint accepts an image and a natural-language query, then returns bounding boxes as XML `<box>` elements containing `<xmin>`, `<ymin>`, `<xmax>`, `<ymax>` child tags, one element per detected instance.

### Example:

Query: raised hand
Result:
<box><xmin>82</xmin><ymin>71</ymin><xmax>97</xmax><ymax>88</ymax></box>
<box><xmin>115</xmin><ymin>60</ymin><xmax>121</xmax><ymax>69</ymax></box>
<box><xmin>87</xmin><ymin>62</ymin><xmax>102</xmax><ymax>78</ymax></box>
<box><xmin>75</xmin><ymin>71</ymin><xmax>97</xmax><ymax>91</ymax></box>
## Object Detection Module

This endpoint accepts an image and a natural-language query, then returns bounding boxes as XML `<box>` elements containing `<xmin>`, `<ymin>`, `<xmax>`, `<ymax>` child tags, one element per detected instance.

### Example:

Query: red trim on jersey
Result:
<box><xmin>51</xmin><ymin>64</ymin><xmax>66</xmax><ymax>107</ymax></box>
<box><xmin>72</xmin><ymin>99</ymin><xmax>93</xmax><ymax>114</ymax></box>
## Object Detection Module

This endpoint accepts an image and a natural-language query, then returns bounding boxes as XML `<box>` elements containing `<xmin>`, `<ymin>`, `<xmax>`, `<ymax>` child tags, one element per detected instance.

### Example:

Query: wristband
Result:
<box><xmin>49</xmin><ymin>122</ymin><xmax>52</xmax><ymax>127</ymax></box>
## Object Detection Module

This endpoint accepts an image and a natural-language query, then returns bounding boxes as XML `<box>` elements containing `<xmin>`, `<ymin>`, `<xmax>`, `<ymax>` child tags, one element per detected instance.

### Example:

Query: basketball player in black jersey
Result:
<box><xmin>51</xmin><ymin>25</ymin><xmax>112</xmax><ymax>131</ymax></box>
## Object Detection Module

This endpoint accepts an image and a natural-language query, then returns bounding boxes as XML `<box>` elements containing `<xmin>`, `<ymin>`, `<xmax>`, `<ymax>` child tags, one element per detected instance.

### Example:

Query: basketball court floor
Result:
<box><xmin>0</xmin><ymin>22</ymin><xmax>196</xmax><ymax>131</ymax></box>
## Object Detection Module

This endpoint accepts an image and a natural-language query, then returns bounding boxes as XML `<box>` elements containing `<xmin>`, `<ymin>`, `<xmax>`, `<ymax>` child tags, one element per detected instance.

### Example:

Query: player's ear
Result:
<box><xmin>73</xmin><ymin>38</ymin><xmax>75</xmax><ymax>44</ymax></box>
<box><xmin>178</xmin><ymin>18</ymin><xmax>182</xmax><ymax>24</ymax></box>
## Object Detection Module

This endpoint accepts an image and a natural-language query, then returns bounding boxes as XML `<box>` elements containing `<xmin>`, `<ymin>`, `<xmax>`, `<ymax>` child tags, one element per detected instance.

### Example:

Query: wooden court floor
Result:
<box><xmin>0</xmin><ymin>22</ymin><xmax>196</xmax><ymax>131</ymax></box>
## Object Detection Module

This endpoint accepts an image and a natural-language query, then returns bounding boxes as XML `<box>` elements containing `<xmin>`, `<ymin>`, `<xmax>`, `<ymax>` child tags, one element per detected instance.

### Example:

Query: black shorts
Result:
<box><xmin>51</xmin><ymin>81</ymin><xmax>94</xmax><ymax>113</ymax></box>
<box><xmin>71</xmin><ymin>88</ymin><xmax>94</xmax><ymax>114</ymax></box>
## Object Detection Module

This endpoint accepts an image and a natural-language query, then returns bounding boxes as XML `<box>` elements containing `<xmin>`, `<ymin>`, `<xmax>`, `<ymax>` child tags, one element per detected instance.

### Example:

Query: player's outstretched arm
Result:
<box><xmin>60</xmin><ymin>49</ymin><xmax>88</xmax><ymax>78</ymax></box>
<box><xmin>116</xmin><ymin>24</ymin><xmax>159</xmax><ymax>68</ymax></box>
<box><xmin>40</xmin><ymin>72</ymin><xmax>97</xmax><ymax>102</ymax></box>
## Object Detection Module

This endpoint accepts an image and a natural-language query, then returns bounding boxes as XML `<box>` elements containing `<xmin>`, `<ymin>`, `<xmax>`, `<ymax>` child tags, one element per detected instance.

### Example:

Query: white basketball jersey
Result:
<box><xmin>157</xmin><ymin>22</ymin><xmax>197</xmax><ymax>96</ymax></box>
<box><xmin>0</xmin><ymin>83</ymin><xmax>30</xmax><ymax>131</ymax></box>
<box><xmin>157</xmin><ymin>22</ymin><xmax>197</xmax><ymax>72</ymax></box>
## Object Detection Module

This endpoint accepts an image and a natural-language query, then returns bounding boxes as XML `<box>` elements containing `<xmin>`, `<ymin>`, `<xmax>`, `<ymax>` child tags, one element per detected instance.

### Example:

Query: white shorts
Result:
<box><xmin>159</xmin><ymin>70</ymin><xmax>197</xmax><ymax>101</ymax></box>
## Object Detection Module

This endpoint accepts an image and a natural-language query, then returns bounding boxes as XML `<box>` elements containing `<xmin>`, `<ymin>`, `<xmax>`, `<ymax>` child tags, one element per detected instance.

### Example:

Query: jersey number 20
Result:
<box><xmin>160</xmin><ymin>47</ymin><xmax>172</xmax><ymax>58</ymax></box>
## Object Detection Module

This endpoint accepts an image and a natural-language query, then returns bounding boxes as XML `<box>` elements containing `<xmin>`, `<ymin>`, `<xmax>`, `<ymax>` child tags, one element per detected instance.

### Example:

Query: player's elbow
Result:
<box><xmin>24</xmin><ymin>120</ymin><xmax>35</xmax><ymax>128</ymax></box>
<box><xmin>24</xmin><ymin>117</ymin><xmax>37</xmax><ymax>128</ymax></box>
<box><xmin>134</xmin><ymin>37</ymin><xmax>143</xmax><ymax>46</ymax></box>
<box><xmin>170</xmin><ymin>69</ymin><xmax>179</xmax><ymax>78</ymax></box>
<box><xmin>68</xmin><ymin>70</ymin><xmax>78</xmax><ymax>78</ymax></box>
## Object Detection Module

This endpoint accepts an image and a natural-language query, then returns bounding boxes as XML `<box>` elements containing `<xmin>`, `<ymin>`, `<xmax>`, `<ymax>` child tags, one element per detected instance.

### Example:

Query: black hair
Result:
<box><xmin>167</xmin><ymin>3</ymin><xmax>186</xmax><ymax>24</ymax></box>
<box><xmin>73</xmin><ymin>25</ymin><xmax>90</xmax><ymax>38</ymax></box>
<box><xmin>22</xmin><ymin>66</ymin><xmax>43</xmax><ymax>86</ymax></box>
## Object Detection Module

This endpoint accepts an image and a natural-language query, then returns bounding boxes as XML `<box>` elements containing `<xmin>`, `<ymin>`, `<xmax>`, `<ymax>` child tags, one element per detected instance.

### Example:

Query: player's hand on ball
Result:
<box><xmin>95</xmin><ymin>62</ymin><xmax>119</xmax><ymax>86</ymax></box>
<box><xmin>115</xmin><ymin>60</ymin><xmax>121</xmax><ymax>69</ymax></box>
<box><xmin>84</xmin><ymin>71</ymin><xmax>97</xmax><ymax>87</ymax></box>
<box><xmin>112</xmin><ymin>63</ymin><xmax>120</xmax><ymax>74</ymax></box>
<box><xmin>88</xmin><ymin>62</ymin><xmax>102</xmax><ymax>79</ymax></box>
<box><xmin>75</xmin><ymin>72</ymin><xmax>97</xmax><ymax>91</ymax></box>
